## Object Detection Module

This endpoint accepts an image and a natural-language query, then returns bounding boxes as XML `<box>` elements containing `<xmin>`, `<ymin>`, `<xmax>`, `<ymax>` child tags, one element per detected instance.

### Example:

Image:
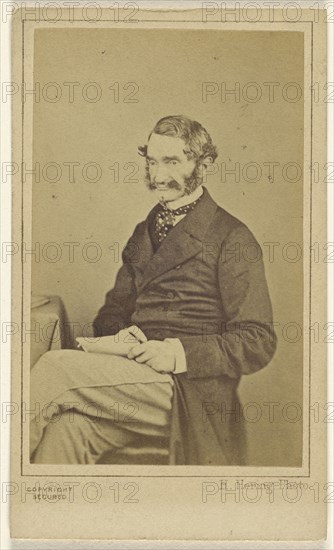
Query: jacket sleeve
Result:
<box><xmin>179</xmin><ymin>224</ymin><xmax>277</xmax><ymax>380</ymax></box>
<box><xmin>93</xmin><ymin>248</ymin><xmax>137</xmax><ymax>338</ymax></box>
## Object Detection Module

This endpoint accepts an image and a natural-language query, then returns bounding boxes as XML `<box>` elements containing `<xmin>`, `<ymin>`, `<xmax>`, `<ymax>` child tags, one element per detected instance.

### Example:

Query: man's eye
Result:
<box><xmin>148</xmin><ymin>160</ymin><xmax>156</xmax><ymax>166</ymax></box>
<box><xmin>168</xmin><ymin>160</ymin><xmax>178</xmax><ymax>166</ymax></box>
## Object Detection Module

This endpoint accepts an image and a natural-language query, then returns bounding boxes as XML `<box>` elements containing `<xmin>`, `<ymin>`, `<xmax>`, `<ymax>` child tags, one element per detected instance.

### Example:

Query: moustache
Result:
<box><xmin>148</xmin><ymin>179</ymin><xmax>182</xmax><ymax>191</ymax></box>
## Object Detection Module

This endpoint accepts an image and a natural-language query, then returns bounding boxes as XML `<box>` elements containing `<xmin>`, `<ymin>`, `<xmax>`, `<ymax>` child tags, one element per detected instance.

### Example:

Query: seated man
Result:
<box><xmin>30</xmin><ymin>115</ymin><xmax>276</xmax><ymax>465</ymax></box>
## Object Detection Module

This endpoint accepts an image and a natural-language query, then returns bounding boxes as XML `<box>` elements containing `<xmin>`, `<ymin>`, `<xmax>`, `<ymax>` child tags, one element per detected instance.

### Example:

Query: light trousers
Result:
<box><xmin>30</xmin><ymin>350</ymin><xmax>174</xmax><ymax>464</ymax></box>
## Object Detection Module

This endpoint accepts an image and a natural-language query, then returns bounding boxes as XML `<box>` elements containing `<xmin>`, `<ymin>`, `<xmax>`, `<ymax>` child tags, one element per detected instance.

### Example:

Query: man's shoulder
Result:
<box><xmin>214</xmin><ymin>203</ymin><xmax>243</xmax><ymax>228</ymax></box>
<box><xmin>130</xmin><ymin>204</ymin><xmax>160</xmax><ymax>235</ymax></box>
<box><xmin>208</xmin><ymin>199</ymin><xmax>252</xmax><ymax>244</ymax></box>
<box><xmin>126</xmin><ymin>220</ymin><xmax>146</xmax><ymax>244</ymax></box>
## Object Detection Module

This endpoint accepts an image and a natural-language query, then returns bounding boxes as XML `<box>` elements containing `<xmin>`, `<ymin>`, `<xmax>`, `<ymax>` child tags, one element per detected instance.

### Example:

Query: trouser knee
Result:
<box><xmin>44</xmin><ymin>410</ymin><xmax>90</xmax><ymax>438</ymax></box>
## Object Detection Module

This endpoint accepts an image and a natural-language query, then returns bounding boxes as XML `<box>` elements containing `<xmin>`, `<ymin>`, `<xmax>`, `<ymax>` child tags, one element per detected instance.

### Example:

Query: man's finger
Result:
<box><xmin>134</xmin><ymin>351</ymin><xmax>154</xmax><ymax>364</ymax></box>
<box><xmin>127</xmin><ymin>325</ymin><xmax>147</xmax><ymax>343</ymax></box>
<box><xmin>127</xmin><ymin>343</ymin><xmax>149</xmax><ymax>359</ymax></box>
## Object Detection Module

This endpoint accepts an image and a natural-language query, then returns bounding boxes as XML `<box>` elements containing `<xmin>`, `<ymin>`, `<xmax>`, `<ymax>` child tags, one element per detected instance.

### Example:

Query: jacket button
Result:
<box><xmin>175</xmin><ymin>265</ymin><xmax>181</xmax><ymax>270</ymax></box>
<box><xmin>167</xmin><ymin>291</ymin><xmax>175</xmax><ymax>299</ymax></box>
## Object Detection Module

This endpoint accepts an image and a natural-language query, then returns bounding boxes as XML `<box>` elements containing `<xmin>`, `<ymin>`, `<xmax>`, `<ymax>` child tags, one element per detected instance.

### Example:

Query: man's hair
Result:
<box><xmin>138</xmin><ymin>115</ymin><xmax>218</xmax><ymax>162</ymax></box>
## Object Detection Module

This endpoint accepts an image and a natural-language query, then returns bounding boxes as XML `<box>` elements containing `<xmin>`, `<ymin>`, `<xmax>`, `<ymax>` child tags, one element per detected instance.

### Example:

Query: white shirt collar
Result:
<box><xmin>166</xmin><ymin>186</ymin><xmax>203</xmax><ymax>211</ymax></box>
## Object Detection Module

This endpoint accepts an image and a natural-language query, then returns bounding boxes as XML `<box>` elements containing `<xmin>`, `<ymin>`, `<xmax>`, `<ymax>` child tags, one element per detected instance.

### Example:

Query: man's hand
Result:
<box><xmin>76</xmin><ymin>325</ymin><xmax>147</xmax><ymax>356</ymax></box>
<box><xmin>127</xmin><ymin>340</ymin><xmax>176</xmax><ymax>373</ymax></box>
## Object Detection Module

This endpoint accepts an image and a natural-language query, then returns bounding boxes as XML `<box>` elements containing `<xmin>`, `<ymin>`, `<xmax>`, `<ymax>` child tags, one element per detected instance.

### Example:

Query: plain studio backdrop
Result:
<box><xmin>31</xmin><ymin>28</ymin><xmax>304</xmax><ymax>467</ymax></box>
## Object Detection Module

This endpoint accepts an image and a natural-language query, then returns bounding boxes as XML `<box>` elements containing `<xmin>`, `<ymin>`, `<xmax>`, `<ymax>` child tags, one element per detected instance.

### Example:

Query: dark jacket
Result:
<box><xmin>93</xmin><ymin>188</ymin><xmax>276</xmax><ymax>465</ymax></box>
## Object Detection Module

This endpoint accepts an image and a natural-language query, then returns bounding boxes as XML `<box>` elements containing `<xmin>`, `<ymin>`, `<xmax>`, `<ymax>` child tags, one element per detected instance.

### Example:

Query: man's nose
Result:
<box><xmin>153</xmin><ymin>163</ymin><xmax>169</xmax><ymax>183</ymax></box>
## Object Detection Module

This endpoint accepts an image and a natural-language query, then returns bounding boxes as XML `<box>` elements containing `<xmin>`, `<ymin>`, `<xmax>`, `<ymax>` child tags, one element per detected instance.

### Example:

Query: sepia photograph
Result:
<box><xmin>28</xmin><ymin>26</ymin><xmax>302</xmax><ymax>468</ymax></box>
<box><xmin>7</xmin><ymin>2</ymin><xmax>329</xmax><ymax>543</ymax></box>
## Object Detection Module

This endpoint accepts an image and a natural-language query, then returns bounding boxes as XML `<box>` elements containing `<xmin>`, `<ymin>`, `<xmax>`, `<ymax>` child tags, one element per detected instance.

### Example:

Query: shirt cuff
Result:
<box><xmin>164</xmin><ymin>338</ymin><xmax>187</xmax><ymax>374</ymax></box>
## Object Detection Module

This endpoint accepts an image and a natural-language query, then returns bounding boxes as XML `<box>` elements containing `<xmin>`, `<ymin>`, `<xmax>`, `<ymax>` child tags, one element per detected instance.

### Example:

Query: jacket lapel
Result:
<box><xmin>137</xmin><ymin>188</ymin><xmax>218</xmax><ymax>292</ymax></box>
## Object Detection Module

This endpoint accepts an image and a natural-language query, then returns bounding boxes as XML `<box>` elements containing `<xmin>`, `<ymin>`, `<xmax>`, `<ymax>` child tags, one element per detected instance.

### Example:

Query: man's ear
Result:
<box><xmin>201</xmin><ymin>155</ymin><xmax>214</xmax><ymax>168</ymax></box>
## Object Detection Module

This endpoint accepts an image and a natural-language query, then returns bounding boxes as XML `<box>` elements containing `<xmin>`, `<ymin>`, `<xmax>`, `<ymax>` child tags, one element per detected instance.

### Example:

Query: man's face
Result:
<box><xmin>146</xmin><ymin>133</ymin><xmax>198</xmax><ymax>203</ymax></box>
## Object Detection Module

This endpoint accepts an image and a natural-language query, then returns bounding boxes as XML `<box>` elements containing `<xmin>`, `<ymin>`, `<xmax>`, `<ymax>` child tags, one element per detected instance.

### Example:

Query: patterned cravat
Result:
<box><xmin>154</xmin><ymin>197</ymin><xmax>201</xmax><ymax>243</ymax></box>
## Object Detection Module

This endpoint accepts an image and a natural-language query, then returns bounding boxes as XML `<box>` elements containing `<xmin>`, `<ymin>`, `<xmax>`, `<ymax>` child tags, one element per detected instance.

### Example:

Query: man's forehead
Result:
<box><xmin>147</xmin><ymin>133</ymin><xmax>188</xmax><ymax>157</ymax></box>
